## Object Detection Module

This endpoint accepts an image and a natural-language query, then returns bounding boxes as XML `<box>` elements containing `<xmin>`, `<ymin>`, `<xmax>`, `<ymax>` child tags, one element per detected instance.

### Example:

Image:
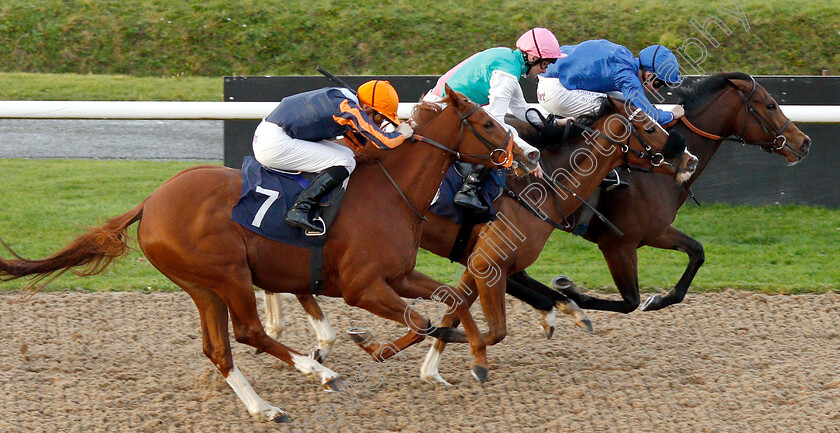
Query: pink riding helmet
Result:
<box><xmin>515</xmin><ymin>27</ymin><xmax>566</xmax><ymax>60</ymax></box>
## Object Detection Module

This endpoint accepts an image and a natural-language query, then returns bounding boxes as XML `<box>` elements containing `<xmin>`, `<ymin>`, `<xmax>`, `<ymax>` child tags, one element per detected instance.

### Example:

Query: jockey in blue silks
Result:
<box><xmin>537</xmin><ymin>40</ymin><xmax>685</xmax><ymax>189</ymax></box>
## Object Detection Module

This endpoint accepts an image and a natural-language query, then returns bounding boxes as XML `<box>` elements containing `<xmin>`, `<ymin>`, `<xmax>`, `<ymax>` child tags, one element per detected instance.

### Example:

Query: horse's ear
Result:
<box><xmin>444</xmin><ymin>83</ymin><xmax>466</xmax><ymax>109</ymax></box>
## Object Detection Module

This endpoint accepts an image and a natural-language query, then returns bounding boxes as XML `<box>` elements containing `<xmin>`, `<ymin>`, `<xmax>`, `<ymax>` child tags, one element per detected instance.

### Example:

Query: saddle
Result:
<box><xmin>231</xmin><ymin>156</ymin><xmax>346</xmax><ymax>249</ymax></box>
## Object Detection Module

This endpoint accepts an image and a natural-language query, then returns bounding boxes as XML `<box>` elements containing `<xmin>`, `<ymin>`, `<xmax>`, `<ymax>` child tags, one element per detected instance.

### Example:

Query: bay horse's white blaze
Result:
<box><xmin>291</xmin><ymin>353</ymin><xmax>340</xmax><ymax>385</ymax></box>
<box><xmin>306</xmin><ymin>313</ymin><xmax>336</xmax><ymax>360</ymax></box>
<box><xmin>225</xmin><ymin>363</ymin><xmax>288</xmax><ymax>422</ymax></box>
<box><xmin>420</xmin><ymin>344</ymin><xmax>451</xmax><ymax>386</ymax></box>
<box><xmin>262</xmin><ymin>291</ymin><xmax>285</xmax><ymax>340</ymax></box>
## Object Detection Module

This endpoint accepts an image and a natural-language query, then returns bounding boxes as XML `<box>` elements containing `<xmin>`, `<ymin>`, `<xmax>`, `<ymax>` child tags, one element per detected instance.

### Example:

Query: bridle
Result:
<box><xmin>726</xmin><ymin>75</ymin><xmax>792</xmax><ymax>152</ymax></box>
<box><xmin>509</xmin><ymin>103</ymin><xmax>685</xmax><ymax>238</ymax></box>
<box><xmin>413</xmin><ymin>102</ymin><xmax>515</xmax><ymax>168</ymax></box>
<box><xmin>670</xmin><ymin>75</ymin><xmax>794</xmax><ymax>154</ymax></box>
<box><xmin>568</xmin><ymin>107</ymin><xmax>674</xmax><ymax>171</ymax></box>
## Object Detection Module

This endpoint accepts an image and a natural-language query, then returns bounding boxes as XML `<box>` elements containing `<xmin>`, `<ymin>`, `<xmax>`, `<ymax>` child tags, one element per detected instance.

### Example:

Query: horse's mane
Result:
<box><xmin>410</xmin><ymin>99</ymin><xmax>447</xmax><ymax>127</ymax></box>
<box><xmin>516</xmin><ymin>97</ymin><xmax>612</xmax><ymax>150</ymax></box>
<box><xmin>676</xmin><ymin>72</ymin><xmax>752</xmax><ymax>113</ymax></box>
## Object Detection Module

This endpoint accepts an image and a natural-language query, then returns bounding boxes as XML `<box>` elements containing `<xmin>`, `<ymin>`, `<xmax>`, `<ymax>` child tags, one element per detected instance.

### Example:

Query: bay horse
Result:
<box><xmin>262</xmin><ymin>97</ymin><xmax>699</xmax><ymax>384</ymax></box>
<box><xmin>508</xmin><ymin>72</ymin><xmax>811</xmax><ymax>318</ymax></box>
<box><xmin>0</xmin><ymin>86</ymin><xmax>535</xmax><ymax>423</ymax></box>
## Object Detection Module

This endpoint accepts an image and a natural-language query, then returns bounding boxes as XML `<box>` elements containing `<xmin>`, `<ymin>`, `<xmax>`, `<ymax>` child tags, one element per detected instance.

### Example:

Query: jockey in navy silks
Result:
<box><xmin>252</xmin><ymin>80</ymin><xmax>413</xmax><ymax>232</ymax></box>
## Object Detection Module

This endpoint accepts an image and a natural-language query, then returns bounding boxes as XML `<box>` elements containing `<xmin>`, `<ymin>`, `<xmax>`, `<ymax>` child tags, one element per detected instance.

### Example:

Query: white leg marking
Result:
<box><xmin>306</xmin><ymin>314</ymin><xmax>336</xmax><ymax>359</ymax></box>
<box><xmin>539</xmin><ymin>307</ymin><xmax>556</xmax><ymax>339</ymax></box>
<box><xmin>262</xmin><ymin>291</ymin><xmax>285</xmax><ymax>340</ymax></box>
<box><xmin>225</xmin><ymin>363</ymin><xmax>287</xmax><ymax>422</ymax></box>
<box><xmin>420</xmin><ymin>345</ymin><xmax>452</xmax><ymax>386</ymax></box>
<box><xmin>291</xmin><ymin>353</ymin><xmax>340</xmax><ymax>385</ymax></box>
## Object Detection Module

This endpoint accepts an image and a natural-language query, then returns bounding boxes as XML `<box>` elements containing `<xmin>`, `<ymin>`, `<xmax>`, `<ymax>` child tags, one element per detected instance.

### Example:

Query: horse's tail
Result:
<box><xmin>0</xmin><ymin>202</ymin><xmax>144</xmax><ymax>295</ymax></box>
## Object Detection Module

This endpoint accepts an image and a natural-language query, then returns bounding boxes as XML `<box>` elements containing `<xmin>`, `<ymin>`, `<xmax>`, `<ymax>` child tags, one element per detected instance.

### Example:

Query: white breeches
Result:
<box><xmin>537</xmin><ymin>77</ymin><xmax>622</xmax><ymax>118</ymax></box>
<box><xmin>251</xmin><ymin>120</ymin><xmax>357</xmax><ymax>174</ymax></box>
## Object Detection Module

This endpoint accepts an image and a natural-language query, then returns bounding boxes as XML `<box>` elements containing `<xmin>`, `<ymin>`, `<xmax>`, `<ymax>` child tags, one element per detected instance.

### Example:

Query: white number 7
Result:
<box><xmin>252</xmin><ymin>186</ymin><xmax>280</xmax><ymax>228</ymax></box>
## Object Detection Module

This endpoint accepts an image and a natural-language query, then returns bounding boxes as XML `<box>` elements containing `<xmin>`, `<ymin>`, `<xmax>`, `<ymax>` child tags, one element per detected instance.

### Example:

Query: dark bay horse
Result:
<box><xmin>263</xmin><ymin>97</ymin><xmax>698</xmax><ymax>384</ymax></box>
<box><xmin>510</xmin><ymin>72</ymin><xmax>811</xmax><ymax>318</ymax></box>
<box><xmin>0</xmin><ymin>86</ymin><xmax>533</xmax><ymax>423</ymax></box>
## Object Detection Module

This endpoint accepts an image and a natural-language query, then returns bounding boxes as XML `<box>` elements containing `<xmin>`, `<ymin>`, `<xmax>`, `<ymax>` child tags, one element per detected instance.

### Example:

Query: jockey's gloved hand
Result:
<box><xmin>396</xmin><ymin>122</ymin><xmax>414</xmax><ymax>138</ymax></box>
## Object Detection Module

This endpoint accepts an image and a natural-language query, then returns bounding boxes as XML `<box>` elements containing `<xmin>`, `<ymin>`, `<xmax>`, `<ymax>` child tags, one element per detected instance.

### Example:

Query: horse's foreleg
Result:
<box><xmin>419</xmin><ymin>274</ymin><xmax>473</xmax><ymax>385</ymax></box>
<box><xmin>341</xmin><ymin>277</ymin><xmax>433</xmax><ymax>361</ymax></box>
<box><xmin>220</xmin><ymin>281</ymin><xmax>344</xmax><ymax>392</ymax></box>
<box><xmin>297</xmin><ymin>294</ymin><xmax>336</xmax><ymax>362</ymax></box>
<box><xmin>553</xmin><ymin>243</ymin><xmax>641</xmax><ymax>313</ymax></box>
<box><xmin>262</xmin><ymin>291</ymin><xmax>285</xmax><ymax>340</ymax></box>
<box><xmin>184</xmin><ymin>284</ymin><xmax>291</xmax><ymax>423</ymax></box>
<box><xmin>640</xmin><ymin>225</ymin><xmax>704</xmax><ymax>311</ymax></box>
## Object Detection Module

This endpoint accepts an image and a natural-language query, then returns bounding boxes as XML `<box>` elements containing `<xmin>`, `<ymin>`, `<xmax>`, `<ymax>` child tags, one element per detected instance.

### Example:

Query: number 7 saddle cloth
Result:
<box><xmin>231</xmin><ymin>156</ymin><xmax>344</xmax><ymax>249</ymax></box>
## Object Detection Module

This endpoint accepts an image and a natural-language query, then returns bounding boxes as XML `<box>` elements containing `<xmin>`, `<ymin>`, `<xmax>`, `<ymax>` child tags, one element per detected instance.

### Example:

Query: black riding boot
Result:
<box><xmin>600</xmin><ymin>169</ymin><xmax>629</xmax><ymax>191</ymax></box>
<box><xmin>453</xmin><ymin>163</ymin><xmax>490</xmax><ymax>215</ymax></box>
<box><xmin>285</xmin><ymin>166</ymin><xmax>350</xmax><ymax>232</ymax></box>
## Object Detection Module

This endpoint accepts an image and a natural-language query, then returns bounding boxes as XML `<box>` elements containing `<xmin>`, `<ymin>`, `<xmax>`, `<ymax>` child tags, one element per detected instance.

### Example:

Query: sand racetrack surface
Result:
<box><xmin>1</xmin><ymin>290</ymin><xmax>839</xmax><ymax>433</ymax></box>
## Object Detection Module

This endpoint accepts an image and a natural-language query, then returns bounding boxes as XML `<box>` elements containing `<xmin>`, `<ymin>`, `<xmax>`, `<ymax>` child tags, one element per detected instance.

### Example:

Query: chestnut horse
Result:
<box><xmin>508</xmin><ymin>72</ymin><xmax>811</xmax><ymax>318</ymax></box>
<box><xmin>0</xmin><ymin>86</ymin><xmax>534</xmax><ymax>423</ymax></box>
<box><xmin>262</xmin><ymin>97</ymin><xmax>698</xmax><ymax>383</ymax></box>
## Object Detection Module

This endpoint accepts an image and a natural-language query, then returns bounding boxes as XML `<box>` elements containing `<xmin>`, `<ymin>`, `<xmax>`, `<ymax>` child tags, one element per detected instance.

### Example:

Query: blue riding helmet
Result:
<box><xmin>639</xmin><ymin>45</ymin><xmax>682</xmax><ymax>85</ymax></box>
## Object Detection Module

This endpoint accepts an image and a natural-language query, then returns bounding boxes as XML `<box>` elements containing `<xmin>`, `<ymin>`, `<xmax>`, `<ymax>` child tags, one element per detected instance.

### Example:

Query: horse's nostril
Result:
<box><xmin>801</xmin><ymin>136</ymin><xmax>811</xmax><ymax>153</ymax></box>
<box><xmin>527</xmin><ymin>150</ymin><xmax>540</xmax><ymax>162</ymax></box>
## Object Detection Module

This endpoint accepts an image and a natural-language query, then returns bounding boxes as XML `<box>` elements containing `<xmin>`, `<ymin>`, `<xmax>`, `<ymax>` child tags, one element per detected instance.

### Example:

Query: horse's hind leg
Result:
<box><xmin>640</xmin><ymin>225</ymin><xmax>704</xmax><ymax>311</ymax></box>
<box><xmin>183</xmin><ymin>283</ymin><xmax>290</xmax><ymax>423</ymax></box>
<box><xmin>552</xmin><ymin>242</ymin><xmax>641</xmax><ymax>313</ymax></box>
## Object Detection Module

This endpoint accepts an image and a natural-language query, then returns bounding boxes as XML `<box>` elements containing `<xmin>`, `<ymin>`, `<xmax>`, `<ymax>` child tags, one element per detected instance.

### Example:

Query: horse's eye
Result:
<box><xmin>484</xmin><ymin>121</ymin><xmax>494</xmax><ymax>129</ymax></box>
<box><xmin>766</xmin><ymin>103</ymin><xmax>777</xmax><ymax>110</ymax></box>
<box><xmin>645</xmin><ymin>127</ymin><xmax>655</xmax><ymax>134</ymax></box>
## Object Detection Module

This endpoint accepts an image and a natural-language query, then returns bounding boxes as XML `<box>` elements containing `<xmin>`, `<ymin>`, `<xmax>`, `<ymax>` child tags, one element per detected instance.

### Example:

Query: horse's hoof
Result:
<box><xmin>641</xmin><ymin>294</ymin><xmax>661</xmax><ymax>311</ymax></box>
<box><xmin>347</xmin><ymin>327</ymin><xmax>373</xmax><ymax>345</ymax></box>
<box><xmin>312</xmin><ymin>349</ymin><xmax>324</xmax><ymax>364</ymax></box>
<box><xmin>272</xmin><ymin>413</ymin><xmax>292</xmax><ymax>423</ymax></box>
<box><xmin>576</xmin><ymin>319</ymin><xmax>595</xmax><ymax>334</ymax></box>
<box><xmin>543</xmin><ymin>324</ymin><xmax>555</xmax><ymax>340</ymax></box>
<box><xmin>470</xmin><ymin>365</ymin><xmax>489</xmax><ymax>384</ymax></box>
<box><xmin>323</xmin><ymin>376</ymin><xmax>346</xmax><ymax>392</ymax></box>
<box><xmin>551</xmin><ymin>275</ymin><xmax>575</xmax><ymax>291</ymax></box>
<box><xmin>254</xmin><ymin>348</ymin><xmax>264</xmax><ymax>355</ymax></box>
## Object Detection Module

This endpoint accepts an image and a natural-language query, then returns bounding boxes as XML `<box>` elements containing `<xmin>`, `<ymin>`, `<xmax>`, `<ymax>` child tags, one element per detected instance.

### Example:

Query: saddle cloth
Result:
<box><xmin>429</xmin><ymin>165</ymin><xmax>505</xmax><ymax>226</ymax></box>
<box><xmin>231</xmin><ymin>156</ymin><xmax>344</xmax><ymax>249</ymax></box>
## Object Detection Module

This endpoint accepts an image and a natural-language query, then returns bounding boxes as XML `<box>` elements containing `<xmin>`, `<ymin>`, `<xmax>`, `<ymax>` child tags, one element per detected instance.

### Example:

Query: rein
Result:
<box><xmin>377</xmin><ymin>101</ymin><xmax>515</xmax><ymax>223</ymax></box>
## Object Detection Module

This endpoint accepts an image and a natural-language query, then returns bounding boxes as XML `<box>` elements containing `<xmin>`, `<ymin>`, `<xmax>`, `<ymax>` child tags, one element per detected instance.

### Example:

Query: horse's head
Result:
<box><xmin>602</xmin><ymin>97</ymin><xmax>697</xmax><ymax>183</ymax></box>
<box><xmin>411</xmin><ymin>84</ymin><xmax>540</xmax><ymax>172</ymax></box>
<box><xmin>721</xmin><ymin>75</ymin><xmax>810</xmax><ymax>165</ymax></box>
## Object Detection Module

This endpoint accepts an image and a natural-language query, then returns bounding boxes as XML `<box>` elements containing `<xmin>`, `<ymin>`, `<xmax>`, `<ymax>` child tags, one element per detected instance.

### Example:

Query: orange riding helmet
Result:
<box><xmin>357</xmin><ymin>80</ymin><xmax>400</xmax><ymax>125</ymax></box>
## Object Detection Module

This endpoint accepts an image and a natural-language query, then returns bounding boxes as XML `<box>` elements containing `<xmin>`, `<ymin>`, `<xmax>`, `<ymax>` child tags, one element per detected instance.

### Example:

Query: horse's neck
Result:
<box><xmin>511</xmin><ymin>137</ymin><xmax>617</xmax><ymax>229</ymax></box>
<box><xmin>677</xmin><ymin>94</ymin><xmax>742</xmax><ymax>192</ymax></box>
<box><xmin>369</xmin><ymin>137</ymin><xmax>453</xmax><ymax>218</ymax></box>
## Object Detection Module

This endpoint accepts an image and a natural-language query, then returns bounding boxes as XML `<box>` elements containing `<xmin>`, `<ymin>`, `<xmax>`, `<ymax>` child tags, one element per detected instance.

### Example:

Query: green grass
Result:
<box><xmin>0</xmin><ymin>160</ymin><xmax>837</xmax><ymax>293</ymax></box>
<box><xmin>0</xmin><ymin>0</ymin><xmax>837</xmax><ymax>80</ymax></box>
<box><xmin>0</xmin><ymin>72</ymin><xmax>222</xmax><ymax>101</ymax></box>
